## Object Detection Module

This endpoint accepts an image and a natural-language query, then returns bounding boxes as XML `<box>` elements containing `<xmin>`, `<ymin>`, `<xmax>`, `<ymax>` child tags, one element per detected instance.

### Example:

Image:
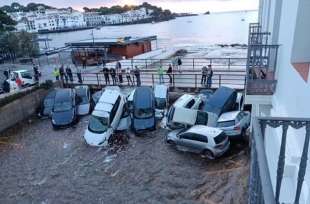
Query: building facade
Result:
<box><xmin>247</xmin><ymin>0</ymin><xmax>310</xmax><ymax>203</ymax></box>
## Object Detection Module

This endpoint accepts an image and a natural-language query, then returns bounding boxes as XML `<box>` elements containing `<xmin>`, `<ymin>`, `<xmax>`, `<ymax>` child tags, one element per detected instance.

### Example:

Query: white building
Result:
<box><xmin>247</xmin><ymin>0</ymin><xmax>310</xmax><ymax>204</ymax></box>
<box><xmin>83</xmin><ymin>7</ymin><xmax>153</xmax><ymax>26</ymax></box>
<box><xmin>10</xmin><ymin>7</ymin><xmax>86</xmax><ymax>32</ymax></box>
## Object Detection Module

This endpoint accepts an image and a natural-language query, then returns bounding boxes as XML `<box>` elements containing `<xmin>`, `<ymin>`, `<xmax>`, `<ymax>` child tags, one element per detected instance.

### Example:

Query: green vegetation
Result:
<box><xmin>0</xmin><ymin>31</ymin><xmax>39</xmax><ymax>61</ymax></box>
<box><xmin>0</xmin><ymin>10</ymin><xmax>16</xmax><ymax>32</ymax></box>
<box><xmin>0</xmin><ymin>2</ymin><xmax>54</xmax><ymax>13</ymax></box>
<box><xmin>83</xmin><ymin>2</ymin><xmax>173</xmax><ymax>19</ymax></box>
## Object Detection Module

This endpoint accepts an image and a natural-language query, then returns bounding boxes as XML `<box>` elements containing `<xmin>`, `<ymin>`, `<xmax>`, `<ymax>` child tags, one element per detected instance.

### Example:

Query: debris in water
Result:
<box><xmin>103</xmin><ymin>154</ymin><xmax>117</xmax><ymax>163</ymax></box>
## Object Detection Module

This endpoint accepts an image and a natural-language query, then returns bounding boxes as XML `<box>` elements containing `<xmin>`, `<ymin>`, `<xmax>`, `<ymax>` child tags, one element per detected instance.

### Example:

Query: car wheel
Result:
<box><xmin>201</xmin><ymin>149</ymin><xmax>215</xmax><ymax>160</ymax></box>
<box><xmin>167</xmin><ymin>140</ymin><xmax>175</xmax><ymax>146</ymax></box>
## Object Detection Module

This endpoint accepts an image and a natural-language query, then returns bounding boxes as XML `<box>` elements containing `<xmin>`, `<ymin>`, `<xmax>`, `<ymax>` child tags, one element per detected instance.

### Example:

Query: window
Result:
<box><xmin>196</xmin><ymin>111</ymin><xmax>208</xmax><ymax>125</ymax></box>
<box><xmin>110</xmin><ymin>96</ymin><xmax>121</xmax><ymax>123</ymax></box>
<box><xmin>185</xmin><ymin>99</ymin><xmax>195</xmax><ymax>109</ymax></box>
<box><xmin>217</xmin><ymin>120</ymin><xmax>235</xmax><ymax>127</ymax></box>
<box><xmin>193</xmin><ymin>133</ymin><xmax>208</xmax><ymax>143</ymax></box>
<box><xmin>214</xmin><ymin>133</ymin><xmax>227</xmax><ymax>144</ymax></box>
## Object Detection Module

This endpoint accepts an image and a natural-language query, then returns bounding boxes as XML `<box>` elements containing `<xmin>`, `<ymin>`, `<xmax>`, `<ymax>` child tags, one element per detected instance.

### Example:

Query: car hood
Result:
<box><xmin>133</xmin><ymin>117</ymin><xmax>155</xmax><ymax>130</ymax></box>
<box><xmin>52</xmin><ymin>109</ymin><xmax>75</xmax><ymax>125</ymax></box>
<box><xmin>167</xmin><ymin>129</ymin><xmax>183</xmax><ymax>140</ymax></box>
<box><xmin>84</xmin><ymin>129</ymin><xmax>109</xmax><ymax>146</ymax></box>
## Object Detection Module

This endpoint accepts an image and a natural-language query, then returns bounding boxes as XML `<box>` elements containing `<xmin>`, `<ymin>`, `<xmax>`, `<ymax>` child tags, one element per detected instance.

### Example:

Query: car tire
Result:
<box><xmin>167</xmin><ymin>140</ymin><xmax>175</xmax><ymax>146</ymax></box>
<box><xmin>201</xmin><ymin>149</ymin><xmax>215</xmax><ymax>160</ymax></box>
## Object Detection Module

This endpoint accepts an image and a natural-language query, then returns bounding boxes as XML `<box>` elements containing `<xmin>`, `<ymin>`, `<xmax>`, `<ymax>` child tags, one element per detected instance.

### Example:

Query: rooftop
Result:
<box><xmin>66</xmin><ymin>36</ymin><xmax>157</xmax><ymax>48</ymax></box>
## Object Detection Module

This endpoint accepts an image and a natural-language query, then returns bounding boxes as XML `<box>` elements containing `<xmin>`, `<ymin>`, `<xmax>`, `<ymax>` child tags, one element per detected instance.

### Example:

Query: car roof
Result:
<box><xmin>45</xmin><ymin>90</ymin><xmax>56</xmax><ymax>99</ymax></box>
<box><xmin>55</xmin><ymin>89</ymin><xmax>72</xmax><ymax>102</ymax></box>
<box><xmin>173</xmin><ymin>94</ymin><xmax>195</xmax><ymax>107</ymax></box>
<box><xmin>187</xmin><ymin>125</ymin><xmax>223</xmax><ymax>138</ymax></box>
<box><xmin>218</xmin><ymin>111</ymin><xmax>240</xmax><ymax>122</ymax></box>
<box><xmin>204</xmin><ymin>86</ymin><xmax>236</xmax><ymax>114</ymax></box>
<box><xmin>99</xmin><ymin>89</ymin><xmax>120</xmax><ymax>104</ymax></box>
<box><xmin>134</xmin><ymin>87</ymin><xmax>153</xmax><ymax>108</ymax></box>
<box><xmin>154</xmin><ymin>84</ymin><xmax>168</xmax><ymax>98</ymax></box>
<box><xmin>13</xmin><ymin>70</ymin><xmax>28</xmax><ymax>73</ymax></box>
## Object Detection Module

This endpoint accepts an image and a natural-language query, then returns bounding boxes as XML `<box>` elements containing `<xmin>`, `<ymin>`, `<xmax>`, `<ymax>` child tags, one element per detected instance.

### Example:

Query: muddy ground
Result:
<box><xmin>0</xmin><ymin>116</ymin><xmax>249</xmax><ymax>204</ymax></box>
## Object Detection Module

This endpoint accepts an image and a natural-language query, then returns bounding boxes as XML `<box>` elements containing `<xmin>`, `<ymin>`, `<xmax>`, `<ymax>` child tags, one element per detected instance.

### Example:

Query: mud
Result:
<box><xmin>0</xmin><ymin>117</ymin><xmax>249</xmax><ymax>204</ymax></box>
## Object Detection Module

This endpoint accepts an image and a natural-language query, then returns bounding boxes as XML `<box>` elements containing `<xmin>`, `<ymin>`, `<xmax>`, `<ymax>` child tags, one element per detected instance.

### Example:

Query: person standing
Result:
<box><xmin>76</xmin><ymin>66</ymin><xmax>83</xmax><ymax>84</ymax></box>
<box><xmin>177</xmin><ymin>57</ymin><xmax>182</xmax><ymax>73</ymax></box>
<box><xmin>110</xmin><ymin>68</ymin><xmax>116</xmax><ymax>85</ymax></box>
<box><xmin>207</xmin><ymin>65</ymin><xmax>213</xmax><ymax>89</ymax></box>
<box><xmin>201</xmin><ymin>66</ymin><xmax>207</xmax><ymax>85</ymax></box>
<box><xmin>53</xmin><ymin>68</ymin><xmax>60</xmax><ymax>81</ymax></box>
<box><xmin>33</xmin><ymin>65</ymin><xmax>39</xmax><ymax>83</ymax></box>
<box><xmin>3</xmin><ymin>70</ymin><xmax>9</xmax><ymax>80</ymax></box>
<box><xmin>59</xmin><ymin>65</ymin><xmax>65</xmax><ymax>85</ymax></box>
<box><xmin>158</xmin><ymin>66</ymin><xmax>164</xmax><ymax>84</ymax></box>
<box><xmin>66</xmin><ymin>66</ymin><xmax>73</xmax><ymax>83</ymax></box>
<box><xmin>15</xmin><ymin>75</ymin><xmax>22</xmax><ymax>90</ymax></box>
<box><xmin>126</xmin><ymin>67</ymin><xmax>133</xmax><ymax>86</ymax></box>
<box><xmin>102</xmin><ymin>66</ymin><xmax>110</xmax><ymax>85</ymax></box>
<box><xmin>2</xmin><ymin>80</ymin><xmax>10</xmax><ymax>93</ymax></box>
<box><xmin>134</xmin><ymin>66</ymin><xmax>141</xmax><ymax>86</ymax></box>
<box><xmin>116</xmin><ymin>61</ymin><xmax>123</xmax><ymax>84</ymax></box>
<box><xmin>82</xmin><ymin>56</ymin><xmax>87</xmax><ymax>69</ymax></box>
<box><xmin>64</xmin><ymin>72</ymin><xmax>69</xmax><ymax>86</ymax></box>
<box><xmin>167</xmin><ymin>64</ymin><xmax>173</xmax><ymax>85</ymax></box>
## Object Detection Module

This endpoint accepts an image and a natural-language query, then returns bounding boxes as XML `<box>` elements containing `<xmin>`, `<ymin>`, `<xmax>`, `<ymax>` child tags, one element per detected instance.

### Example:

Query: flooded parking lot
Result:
<box><xmin>0</xmin><ymin>117</ymin><xmax>249</xmax><ymax>204</ymax></box>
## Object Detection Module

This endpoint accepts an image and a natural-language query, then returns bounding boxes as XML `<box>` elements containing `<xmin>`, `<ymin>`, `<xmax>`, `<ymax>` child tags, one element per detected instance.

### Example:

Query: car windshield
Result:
<box><xmin>76</xmin><ymin>89</ymin><xmax>88</xmax><ymax>104</ymax></box>
<box><xmin>217</xmin><ymin>120</ymin><xmax>235</xmax><ymax>127</ymax></box>
<box><xmin>20</xmin><ymin>71</ymin><xmax>32</xmax><ymax>79</ymax></box>
<box><xmin>155</xmin><ymin>98</ymin><xmax>166</xmax><ymax>109</ymax></box>
<box><xmin>53</xmin><ymin>101</ymin><xmax>72</xmax><ymax>112</ymax></box>
<box><xmin>134</xmin><ymin>108</ymin><xmax>153</xmax><ymax>119</ymax></box>
<box><xmin>214</xmin><ymin>133</ymin><xmax>227</xmax><ymax>144</ymax></box>
<box><xmin>88</xmin><ymin>115</ymin><xmax>108</xmax><ymax>133</ymax></box>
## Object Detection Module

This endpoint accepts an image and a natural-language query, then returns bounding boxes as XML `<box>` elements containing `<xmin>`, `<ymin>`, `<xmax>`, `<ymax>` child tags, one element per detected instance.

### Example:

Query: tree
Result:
<box><xmin>0</xmin><ymin>10</ymin><xmax>16</xmax><ymax>32</ymax></box>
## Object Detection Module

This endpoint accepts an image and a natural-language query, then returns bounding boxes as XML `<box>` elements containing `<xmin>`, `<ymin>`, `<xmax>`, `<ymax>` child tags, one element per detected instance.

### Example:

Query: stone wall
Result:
<box><xmin>0</xmin><ymin>88</ymin><xmax>48</xmax><ymax>133</ymax></box>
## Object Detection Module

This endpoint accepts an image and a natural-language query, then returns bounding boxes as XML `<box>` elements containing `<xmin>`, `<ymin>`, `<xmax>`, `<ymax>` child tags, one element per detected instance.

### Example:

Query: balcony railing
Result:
<box><xmin>249</xmin><ymin>117</ymin><xmax>310</xmax><ymax>204</ymax></box>
<box><xmin>246</xmin><ymin>23</ymin><xmax>279</xmax><ymax>95</ymax></box>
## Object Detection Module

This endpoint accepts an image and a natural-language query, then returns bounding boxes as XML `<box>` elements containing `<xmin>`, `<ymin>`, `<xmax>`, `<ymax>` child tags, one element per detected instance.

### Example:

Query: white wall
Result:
<box><xmin>259</xmin><ymin>0</ymin><xmax>310</xmax><ymax>203</ymax></box>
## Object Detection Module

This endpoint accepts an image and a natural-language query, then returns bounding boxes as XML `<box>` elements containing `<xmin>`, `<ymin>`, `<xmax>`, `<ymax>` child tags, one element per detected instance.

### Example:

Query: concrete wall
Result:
<box><xmin>0</xmin><ymin>88</ymin><xmax>48</xmax><ymax>133</ymax></box>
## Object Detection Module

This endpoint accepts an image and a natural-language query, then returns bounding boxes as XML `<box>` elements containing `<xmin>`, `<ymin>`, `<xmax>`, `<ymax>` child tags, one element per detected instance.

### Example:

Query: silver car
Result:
<box><xmin>217</xmin><ymin>111</ymin><xmax>251</xmax><ymax>139</ymax></box>
<box><xmin>166</xmin><ymin>125</ymin><xmax>230</xmax><ymax>159</ymax></box>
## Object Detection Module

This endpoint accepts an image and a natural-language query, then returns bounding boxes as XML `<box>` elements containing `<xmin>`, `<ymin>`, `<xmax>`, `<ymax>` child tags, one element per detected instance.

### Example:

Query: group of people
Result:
<box><xmin>201</xmin><ymin>65</ymin><xmax>213</xmax><ymax>88</ymax></box>
<box><xmin>53</xmin><ymin>64</ymin><xmax>81</xmax><ymax>87</ymax></box>
<box><xmin>102</xmin><ymin>61</ymin><xmax>141</xmax><ymax>86</ymax></box>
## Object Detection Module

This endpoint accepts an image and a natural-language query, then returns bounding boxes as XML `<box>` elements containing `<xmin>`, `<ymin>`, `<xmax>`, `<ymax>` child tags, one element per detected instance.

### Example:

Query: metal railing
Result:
<box><xmin>34</xmin><ymin>52</ymin><xmax>247</xmax><ymax>71</ymax></box>
<box><xmin>246</xmin><ymin>23</ymin><xmax>279</xmax><ymax>95</ymax></box>
<box><xmin>66</xmin><ymin>70</ymin><xmax>246</xmax><ymax>90</ymax></box>
<box><xmin>249</xmin><ymin>117</ymin><xmax>310</xmax><ymax>204</ymax></box>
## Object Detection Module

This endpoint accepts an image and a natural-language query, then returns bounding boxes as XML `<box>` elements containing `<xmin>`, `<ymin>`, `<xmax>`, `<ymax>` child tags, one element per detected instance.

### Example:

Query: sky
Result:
<box><xmin>0</xmin><ymin>0</ymin><xmax>259</xmax><ymax>13</ymax></box>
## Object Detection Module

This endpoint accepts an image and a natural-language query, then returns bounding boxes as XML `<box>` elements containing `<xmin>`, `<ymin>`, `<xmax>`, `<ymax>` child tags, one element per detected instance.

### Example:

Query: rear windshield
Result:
<box><xmin>134</xmin><ymin>108</ymin><xmax>154</xmax><ymax>119</ymax></box>
<box><xmin>155</xmin><ymin>98</ymin><xmax>166</xmax><ymax>109</ymax></box>
<box><xmin>21</xmin><ymin>71</ymin><xmax>32</xmax><ymax>79</ymax></box>
<box><xmin>217</xmin><ymin>120</ymin><xmax>235</xmax><ymax>127</ymax></box>
<box><xmin>214</xmin><ymin>133</ymin><xmax>227</xmax><ymax>144</ymax></box>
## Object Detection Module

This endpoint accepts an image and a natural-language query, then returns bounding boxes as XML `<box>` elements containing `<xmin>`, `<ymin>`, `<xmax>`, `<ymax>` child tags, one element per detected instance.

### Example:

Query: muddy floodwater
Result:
<box><xmin>0</xmin><ymin>117</ymin><xmax>249</xmax><ymax>204</ymax></box>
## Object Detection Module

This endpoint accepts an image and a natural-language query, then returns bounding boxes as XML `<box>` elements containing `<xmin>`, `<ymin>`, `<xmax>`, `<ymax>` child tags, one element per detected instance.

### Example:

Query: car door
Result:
<box><xmin>111</xmin><ymin>96</ymin><xmax>124</xmax><ymax>130</ymax></box>
<box><xmin>178</xmin><ymin>133</ymin><xmax>205</xmax><ymax>153</ymax></box>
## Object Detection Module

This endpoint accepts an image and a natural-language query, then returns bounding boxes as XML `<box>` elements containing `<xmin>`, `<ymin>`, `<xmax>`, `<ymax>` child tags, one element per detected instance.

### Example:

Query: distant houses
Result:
<box><xmin>7</xmin><ymin>6</ymin><xmax>155</xmax><ymax>33</ymax></box>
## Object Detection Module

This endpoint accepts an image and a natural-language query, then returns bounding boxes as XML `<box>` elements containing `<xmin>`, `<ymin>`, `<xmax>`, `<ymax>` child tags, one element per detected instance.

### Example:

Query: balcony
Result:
<box><xmin>246</xmin><ymin>23</ymin><xmax>279</xmax><ymax>95</ymax></box>
<box><xmin>249</xmin><ymin>117</ymin><xmax>310</xmax><ymax>204</ymax></box>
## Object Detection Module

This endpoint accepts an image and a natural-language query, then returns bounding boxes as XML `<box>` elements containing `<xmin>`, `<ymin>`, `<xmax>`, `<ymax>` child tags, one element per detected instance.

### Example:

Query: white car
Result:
<box><xmin>116</xmin><ymin>102</ymin><xmax>131</xmax><ymax>131</ymax></box>
<box><xmin>217</xmin><ymin>111</ymin><xmax>251</xmax><ymax>139</ymax></box>
<box><xmin>166</xmin><ymin>125</ymin><xmax>230</xmax><ymax>159</ymax></box>
<box><xmin>154</xmin><ymin>84</ymin><xmax>168</xmax><ymax>119</ymax></box>
<box><xmin>8</xmin><ymin>70</ymin><xmax>35</xmax><ymax>90</ymax></box>
<box><xmin>84</xmin><ymin>89</ymin><xmax>125</xmax><ymax>146</ymax></box>
<box><xmin>75</xmin><ymin>85</ymin><xmax>91</xmax><ymax>115</ymax></box>
<box><xmin>171</xmin><ymin>107</ymin><xmax>218</xmax><ymax>128</ymax></box>
<box><xmin>166</xmin><ymin>94</ymin><xmax>203</xmax><ymax>129</ymax></box>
